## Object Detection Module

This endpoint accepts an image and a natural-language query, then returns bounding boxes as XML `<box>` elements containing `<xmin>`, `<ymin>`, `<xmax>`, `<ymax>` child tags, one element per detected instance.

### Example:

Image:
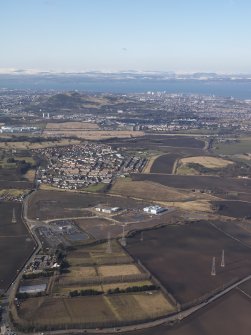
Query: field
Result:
<box><xmin>0</xmin><ymin>165</ymin><xmax>33</xmax><ymax>190</ymax></box>
<box><xmin>150</xmin><ymin>154</ymin><xmax>181</xmax><ymax>174</ymax></box>
<box><xmin>179</xmin><ymin>156</ymin><xmax>234</xmax><ymax>169</ymax></box>
<box><xmin>76</xmin><ymin>213</ymin><xmax>177</xmax><ymax>240</ymax></box>
<box><xmin>66</xmin><ymin>241</ymin><xmax>133</xmax><ymax>267</ymax></box>
<box><xmin>0</xmin><ymin>202</ymin><xmax>35</xmax><ymax>292</ymax></box>
<box><xmin>16</xmin><ymin>239</ymin><xmax>175</xmax><ymax>329</ymax></box>
<box><xmin>28</xmin><ymin>190</ymin><xmax>147</xmax><ymax>220</ymax></box>
<box><xmin>126</xmin><ymin>221</ymin><xmax>251</xmax><ymax>305</ymax></box>
<box><xmin>110</xmin><ymin>178</ymin><xmax>192</xmax><ymax>202</ymax></box>
<box><xmin>75</xmin><ymin>217</ymin><xmax>125</xmax><ymax>239</ymax></box>
<box><xmin>212</xmin><ymin>200</ymin><xmax>251</xmax><ymax>218</ymax></box>
<box><xmin>97</xmin><ymin>264</ymin><xmax>141</xmax><ymax>276</ymax></box>
<box><xmin>0</xmin><ymin>138</ymin><xmax>81</xmax><ymax>150</ymax></box>
<box><xmin>43</xmin><ymin>129</ymin><xmax>144</xmax><ymax>140</ymax></box>
<box><xmin>104</xmin><ymin>135</ymin><xmax>205</xmax><ymax>150</ymax></box>
<box><xmin>112</xmin><ymin>289</ymin><xmax>251</xmax><ymax>335</ymax></box>
<box><xmin>212</xmin><ymin>221</ymin><xmax>251</xmax><ymax>246</ymax></box>
<box><xmin>56</xmin><ymin>241</ymin><xmax>144</xmax><ymax>291</ymax></box>
<box><xmin>45</xmin><ymin>121</ymin><xmax>100</xmax><ymax>130</ymax></box>
<box><xmin>214</xmin><ymin>137</ymin><xmax>251</xmax><ymax>155</ymax></box>
<box><xmin>133</xmin><ymin>173</ymin><xmax>251</xmax><ymax>196</ymax></box>
<box><xmin>17</xmin><ymin>292</ymin><xmax>174</xmax><ymax>328</ymax></box>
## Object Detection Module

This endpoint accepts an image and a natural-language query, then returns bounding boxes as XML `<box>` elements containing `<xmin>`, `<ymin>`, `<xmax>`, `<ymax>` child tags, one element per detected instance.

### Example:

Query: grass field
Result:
<box><xmin>133</xmin><ymin>174</ymin><xmax>251</xmax><ymax>197</ymax></box>
<box><xmin>18</xmin><ymin>292</ymin><xmax>174</xmax><ymax>327</ymax></box>
<box><xmin>176</xmin><ymin>164</ymin><xmax>199</xmax><ymax>175</ymax></box>
<box><xmin>97</xmin><ymin>264</ymin><xmax>141</xmax><ymax>277</ymax></box>
<box><xmin>214</xmin><ymin>137</ymin><xmax>251</xmax><ymax>155</ymax></box>
<box><xmin>45</xmin><ymin>121</ymin><xmax>100</xmax><ymax>130</ymax></box>
<box><xmin>110</xmin><ymin>178</ymin><xmax>191</xmax><ymax>202</ymax></box>
<box><xmin>179</xmin><ymin>156</ymin><xmax>234</xmax><ymax>168</ymax></box>
<box><xmin>65</xmin><ymin>266</ymin><xmax>97</xmax><ymax>278</ymax></box>
<box><xmin>105</xmin><ymin>292</ymin><xmax>174</xmax><ymax>321</ymax></box>
<box><xmin>84</xmin><ymin>183</ymin><xmax>107</xmax><ymax>192</ymax></box>
<box><xmin>0</xmin><ymin>138</ymin><xmax>81</xmax><ymax>150</ymax></box>
<box><xmin>110</xmin><ymin>290</ymin><xmax>251</xmax><ymax>335</ymax></box>
<box><xmin>67</xmin><ymin>241</ymin><xmax>132</xmax><ymax>266</ymax></box>
<box><xmin>43</xmin><ymin>129</ymin><xmax>144</xmax><ymax>140</ymax></box>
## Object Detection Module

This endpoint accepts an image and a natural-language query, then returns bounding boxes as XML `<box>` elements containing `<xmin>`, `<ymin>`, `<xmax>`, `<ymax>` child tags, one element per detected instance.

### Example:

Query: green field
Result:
<box><xmin>214</xmin><ymin>137</ymin><xmax>251</xmax><ymax>155</ymax></box>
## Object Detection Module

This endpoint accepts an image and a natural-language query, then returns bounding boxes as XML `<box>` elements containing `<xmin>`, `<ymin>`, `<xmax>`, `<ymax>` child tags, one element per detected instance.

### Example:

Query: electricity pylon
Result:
<box><xmin>211</xmin><ymin>257</ymin><xmax>216</xmax><ymax>276</ymax></box>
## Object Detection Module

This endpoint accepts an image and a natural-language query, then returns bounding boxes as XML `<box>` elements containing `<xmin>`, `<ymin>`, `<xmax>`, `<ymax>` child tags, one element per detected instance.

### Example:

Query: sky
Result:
<box><xmin>1</xmin><ymin>0</ymin><xmax>251</xmax><ymax>73</ymax></box>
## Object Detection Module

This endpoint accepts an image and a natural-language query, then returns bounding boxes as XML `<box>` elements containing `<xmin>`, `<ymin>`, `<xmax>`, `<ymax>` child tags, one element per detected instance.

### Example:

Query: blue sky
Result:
<box><xmin>1</xmin><ymin>0</ymin><xmax>251</xmax><ymax>73</ymax></box>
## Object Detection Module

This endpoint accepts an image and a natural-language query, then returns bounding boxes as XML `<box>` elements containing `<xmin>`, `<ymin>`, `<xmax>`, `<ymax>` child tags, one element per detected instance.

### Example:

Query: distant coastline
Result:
<box><xmin>1</xmin><ymin>74</ymin><xmax>251</xmax><ymax>99</ymax></box>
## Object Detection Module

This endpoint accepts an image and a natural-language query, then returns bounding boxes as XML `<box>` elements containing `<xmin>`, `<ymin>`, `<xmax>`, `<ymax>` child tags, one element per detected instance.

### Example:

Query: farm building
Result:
<box><xmin>143</xmin><ymin>205</ymin><xmax>166</xmax><ymax>215</ymax></box>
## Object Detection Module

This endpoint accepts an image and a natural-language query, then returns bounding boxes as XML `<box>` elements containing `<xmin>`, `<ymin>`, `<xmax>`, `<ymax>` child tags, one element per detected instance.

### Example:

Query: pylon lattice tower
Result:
<box><xmin>12</xmin><ymin>208</ymin><xmax>17</xmax><ymax>223</ymax></box>
<box><xmin>121</xmin><ymin>225</ymin><xmax>127</xmax><ymax>247</ymax></box>
<box><xmin>140</xmin><ymin>232</ymin><xmax>144</xmax><ymax>242</ymax></box>
<box><xmin>211</xmin><ymin>257</ymin><xmax>216</xmax><ymax>276</ymax></box>
<box><xmin>221</xmin><ymin>249</ymin><xmax>225</xmax><ymax>267</ymax></box>
<box><xmin>106</xmin><ymin>232</ymin><xmax>112</xmax><ymax>254</ymax></box>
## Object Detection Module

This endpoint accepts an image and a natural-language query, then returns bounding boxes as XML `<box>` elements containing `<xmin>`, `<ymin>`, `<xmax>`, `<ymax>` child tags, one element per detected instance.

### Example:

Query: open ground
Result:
<box><xmin>0</xmin><ymin>202</ymin><xmax>35</xmax><ymax>292</ymax></box>
<box><xmin>45</xmin><ymin>121</ymin><xmax>100</xmax><ymax>130</ymax></box>
<box><xmin>126</xmin><ymin>221</ymin><xmax>251</xmax><ymax>305</ymax></box>
<box><xmin>17</xmin><ymin>292</ymin><xmax>174</xmax><ymax>328</ymax></box>
<box><xmin>16</xmin><ymin>240</ymin><xmax>175</xmax><ymax>329</ymax></box>
<box><xmin>214</xmin><ymin>137</ymin><xmax>251</xmax><ymax>155</ymax></box>
<box><xmin>133</xmin><ymin>174</ymin><xmax>251</xmax><ymax>197</ymax></box>
<box><xmin>43</xmin><ymin>129</ymin><xmax>144</xmax><ymax>140</ymax></box>
<box><xmin>28</xmin><ymin>190</ymin><xmax>147</xmax><ymax>221</ymax></box>
<box><xmin>179</xmin><ymin>156</ymin><xmax>234</xmax><ymax>169</ymax></box>
<box><xmin>0</xmin><ymin>138</ymin><xmax>81</xmax><ymax>150</ymax></box>
<box><xmin>104</xmin><ymin>135</ymin><xmax>205</xmax><ymax>151</ymax></box>
<box><xmin>150</xmin><ymin>154</ymin><xmax>182</xmax><ymax>174</ymax></box>
<box><xmin>104</xmin><ymin>288</ymin><xmax>251</xmax><ymax>335</ymax></box>
<box><xmin>212</xmin><ymin>200</ymin><xmax>251</xmax><ymax>219</ymax></box>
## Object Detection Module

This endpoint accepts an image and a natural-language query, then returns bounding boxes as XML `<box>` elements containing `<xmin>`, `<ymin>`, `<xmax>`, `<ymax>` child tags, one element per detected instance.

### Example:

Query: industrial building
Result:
<box><xmin>95</xmin><ymin>206</ymin><xmax>120</xmax><ymax>214</ymax></box>
<box><xmin>143</xmin><ymin>205</ymin><xmax>166</xmax><ymax>215</ymax></box>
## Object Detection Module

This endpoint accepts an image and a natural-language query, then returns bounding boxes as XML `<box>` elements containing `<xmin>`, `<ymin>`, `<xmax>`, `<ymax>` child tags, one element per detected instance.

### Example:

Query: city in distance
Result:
<box><xmin>1</xmin><ymin>0</ymin><xmax>251</xmax><ymax>334</ymax></box>
<box><xmin>1</xmin><ymin>86</ymin><xmax>251</xmax><ymax>335</ymax></box>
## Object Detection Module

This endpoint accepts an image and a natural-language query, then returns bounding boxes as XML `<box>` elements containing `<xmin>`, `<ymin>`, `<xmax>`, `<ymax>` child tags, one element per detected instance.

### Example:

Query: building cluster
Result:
<box><xmin>0</xmin><ymin>190</ymin><xmax>28</xmax><ymax>202</ymax></box>
<box><xmin>35</xmin><ymin>143</ymin><xmax>146</xmax><ymax>190</ymax></box>
<box><xmin>24</xmin><ymin>254</ymin><xmax>59</xmax><ymax>274</ymax></box>
<box><xmin>0</xmin><ymin>125</ymin><xmax>39</xmax><ymax>133</ymax></box>
<box><xmin>1</xmin><ymin>89</ymin><xmax>251</xmax><ymax>134</ymax></box>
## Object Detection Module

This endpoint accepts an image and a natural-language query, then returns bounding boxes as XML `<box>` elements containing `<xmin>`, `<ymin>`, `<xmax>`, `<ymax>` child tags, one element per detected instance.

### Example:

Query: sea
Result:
<box><xmin>1</xmin><ymin>76</ymin><xmax>251</xmax><ymax>100</ymax></box>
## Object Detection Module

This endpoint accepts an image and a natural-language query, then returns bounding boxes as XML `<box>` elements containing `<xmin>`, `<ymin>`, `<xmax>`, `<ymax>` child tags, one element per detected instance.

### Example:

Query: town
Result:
<box><xmin>34</xmin><ymin>143</ymin><xmax>146</xmax><ymax>190</ymax></box>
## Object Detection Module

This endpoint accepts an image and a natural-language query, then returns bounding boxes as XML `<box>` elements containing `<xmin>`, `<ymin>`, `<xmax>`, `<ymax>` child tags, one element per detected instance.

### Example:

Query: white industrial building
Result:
<box><xmin>143</xmin><ymin>205</ymin><xmax>166</xmax><ymax>215</ymax></box>
<box><xmin>95</xmin><ymin>206</ymin><xmax>120</xmax><ymax>214</ymax></box>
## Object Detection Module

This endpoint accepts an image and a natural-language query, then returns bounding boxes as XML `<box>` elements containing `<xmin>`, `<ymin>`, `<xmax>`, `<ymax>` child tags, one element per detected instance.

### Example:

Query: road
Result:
<box><xmin>1</xmin><ymin>191</ymin><xmax>41</xmax><ymax>335</ymax></box>
<box><xmin>28</xmin><ymin>275</ymin><xmax>251</xmax><ymax>335</ymax></box>
<box><xmin>2</xmin><ymin>191</ymin><xmax>251</xmax><ymax>335</ymax></box>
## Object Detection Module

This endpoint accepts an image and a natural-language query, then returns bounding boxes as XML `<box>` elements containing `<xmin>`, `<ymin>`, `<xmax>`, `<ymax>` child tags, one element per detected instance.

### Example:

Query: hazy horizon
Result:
<box><xmin>2</xmin><ymin>0</ymin><xmax>251</xmax><ymax>74</ymax></box>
